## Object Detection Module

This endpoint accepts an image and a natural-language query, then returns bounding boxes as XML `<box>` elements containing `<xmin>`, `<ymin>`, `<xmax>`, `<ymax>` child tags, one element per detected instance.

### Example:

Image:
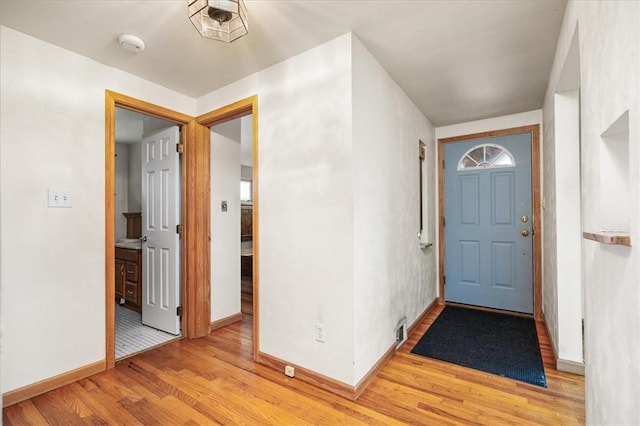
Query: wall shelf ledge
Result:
<box><xmin>582</xmin><ymin>231</ymin><xmax>631</xmax><ymax>247</ymax></box>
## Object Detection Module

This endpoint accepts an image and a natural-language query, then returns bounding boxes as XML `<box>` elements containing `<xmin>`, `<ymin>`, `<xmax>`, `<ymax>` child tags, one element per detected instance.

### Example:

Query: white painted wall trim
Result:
<box><xmin>557</xmin><ymin>358</ymin><xmax>585</xmax><ymax>376</ymax></box>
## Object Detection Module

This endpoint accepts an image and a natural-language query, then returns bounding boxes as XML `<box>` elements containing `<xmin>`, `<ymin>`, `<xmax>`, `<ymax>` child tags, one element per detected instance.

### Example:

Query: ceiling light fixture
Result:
<box><xmin>188</xmin><ymin>0</ymin><xmax>248</xmax><ymax>43</ymax></box>
<box><xmin>118</xmin><ymin>34</ymin><xmax>145</xmax><ymax>53</ymax></box>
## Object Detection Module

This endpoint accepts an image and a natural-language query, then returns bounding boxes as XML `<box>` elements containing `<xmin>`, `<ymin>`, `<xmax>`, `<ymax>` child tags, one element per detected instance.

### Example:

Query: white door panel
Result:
<box><xmin>141</xmin><ymin>126</ymin><xmax>181</xmax><ymax>335</ymax></box>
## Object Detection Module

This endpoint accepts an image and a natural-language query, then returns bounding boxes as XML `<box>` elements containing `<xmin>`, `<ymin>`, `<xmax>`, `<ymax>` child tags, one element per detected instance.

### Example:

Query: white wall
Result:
<box><xmin>0</xmin><ymin>25</ymin><xmax>195</xmax><ymax>394</ymax></box>
<box><xmin>351</xmin><ymin>36</ymin><xmax>437</xmax><ymax>381</ymax></box>
<box><xmin>197</xmin><ymin>34</ymin><xmax>355</xmax><ymax>384</ymax></box>
<box><xmin>115</xmin><ymin>143</ymin><xmax>130</xmax><ymax>240</ymax></box>
<box><xmin>143</xmin><ymin>118</ymin><xmax>174</xmax><ymax>138</ymax></box>
<box><xmin>542</xmin><ymin>1</ymin><xmax>640</xmax><ymax>424</ymax></box>
<box><xmin>541</xmin><ymin>25</ymin><xmax>585</xmax><ymax>372</ymax></box>
<box><xmin>127</xmin><ymin>144</ymin><xmax>142</xmax><ymax>212</ymax></box>
<box><xmin>553</xmin><ymin>89</ymin><xmax>583</xmax><ymax>367</ymax></box>
<box><xmin>210</xmin><ymin>119</ymin><xmax>242</xmax><ymax>322</ymax></box>
<box><xmin>436</xmin><ymin>110</ymin><xmax>543</xmax><ymax>140</ymax></box>
<box><xmin>198</xmin><ymin>32</ymin><xmax>438</xmax><ymax>387</ymax></box>
<box><xmin>240</xmin><ymin>114</ymin><xmax>253</xmax><ymax>182</ymax></box>
<box><xmin>240</xmin><ymin>114</ymin><xmax>253</xmax><ymax>168</ymax></box>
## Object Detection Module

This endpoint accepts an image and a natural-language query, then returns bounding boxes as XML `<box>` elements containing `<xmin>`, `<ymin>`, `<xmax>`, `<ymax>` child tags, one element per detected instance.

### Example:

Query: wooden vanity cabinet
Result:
<box><xmin>115</xmin><ymin>258</ymin><xmax>126</xmax><ymax>300</ymax></box>
<box><xmin>115</xmin><ymin>247</ymin><xmax>141</xmax><ymax>312</ymax></box>
<box><xmin>123</xmin><ymin>212</ymin><xmax>142</xmax><ymax>239</ymax></box>
<box><xmin>241</xmin><ymin>204</ymin><xmax>252</xmax><ymax>241</ymax></box>
<box><xmin>240</xmin><ymin>204</ymin><xmax>253</xmax><ymax>280</ymax></box>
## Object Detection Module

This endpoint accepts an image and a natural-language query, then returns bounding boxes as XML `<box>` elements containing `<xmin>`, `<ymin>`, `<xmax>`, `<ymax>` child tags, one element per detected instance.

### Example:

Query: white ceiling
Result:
<box><xmin>0</xmin><ymin>0</ymin><xmax>566</xmax><ymax>126</ymax></box>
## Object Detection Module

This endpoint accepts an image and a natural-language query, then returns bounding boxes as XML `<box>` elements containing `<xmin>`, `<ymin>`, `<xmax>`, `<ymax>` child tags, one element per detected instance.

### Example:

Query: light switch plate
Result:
<box><xmin>48</xmin><ymin>188</ymin><xmax>72</xmax><ymax>208</ymax></box>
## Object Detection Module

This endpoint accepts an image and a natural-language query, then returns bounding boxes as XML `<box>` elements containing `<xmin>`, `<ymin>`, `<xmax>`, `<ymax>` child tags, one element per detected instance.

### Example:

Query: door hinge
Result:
<box><xmin>442</xmin><ymin>217</ymin><xmax>446</xmax><ymax>227</ymax></box>
<box><xmin>443</xmin><ymin>275</ymin><xmax>446</xmax><ymax>285</ymax></box>
<box><xmin>442</xmin><ymin>159</ymin><xmax>445</xmax><ymax>169</ymax></box>
<box><xmin>176</xmin><ymin>224</ymin><xmax>183</xmax><ymax>238</ymax></box>
<box><xmin>176</xmin><ymin>306</ymin><xmax>183</xmax><ymax>317</ymax></box>
<box><xmin>176</xmin><ymin>143</ymin><xmax>184</xmax><ymax>154</ymax></box>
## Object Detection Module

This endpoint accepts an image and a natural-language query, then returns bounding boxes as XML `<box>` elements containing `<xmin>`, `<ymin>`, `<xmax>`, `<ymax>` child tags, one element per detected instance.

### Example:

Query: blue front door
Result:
<box><xmin>444</xmin><ymin>132</ymin><xmax>533</xmax><ymax>314</ymax></box>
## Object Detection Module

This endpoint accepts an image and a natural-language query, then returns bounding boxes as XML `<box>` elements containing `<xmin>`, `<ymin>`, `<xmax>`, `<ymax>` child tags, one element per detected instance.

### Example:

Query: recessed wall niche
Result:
<box><xmin>599</xmin><ymin>110</ymin><xmax>630</xmax><ymax>233</ymax></box>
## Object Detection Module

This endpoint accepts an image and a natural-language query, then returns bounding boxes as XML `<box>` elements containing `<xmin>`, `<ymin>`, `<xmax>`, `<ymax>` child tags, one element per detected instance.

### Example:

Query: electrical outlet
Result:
<box><xmin>315</xmin><ymin>322</ymin><xmax>326</xmax><ymax>343</ymax></box>
<box><xmin>284</xmin><ymin>365</ymin><xmax>295</xmax><ymax>377</ymax></box>
<box><xmin>48</xmin><ymin>188</ymin><xmax>73</xmax><ymax>208</ymax></box>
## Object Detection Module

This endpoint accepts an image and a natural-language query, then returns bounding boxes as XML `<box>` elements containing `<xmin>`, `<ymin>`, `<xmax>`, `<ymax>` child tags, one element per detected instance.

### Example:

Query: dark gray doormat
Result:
<box><xmin>411</xmin><ymin>306</ymin><xmax>547</xmax><ymax>387</ymax></box>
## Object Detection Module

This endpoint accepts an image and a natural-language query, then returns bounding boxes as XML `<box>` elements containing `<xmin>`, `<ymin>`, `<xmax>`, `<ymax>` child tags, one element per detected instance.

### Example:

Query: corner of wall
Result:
<box><xmin>350</xmin><ymin>34</ymin><xmax>437</xmax><ymax>384</ymax></box>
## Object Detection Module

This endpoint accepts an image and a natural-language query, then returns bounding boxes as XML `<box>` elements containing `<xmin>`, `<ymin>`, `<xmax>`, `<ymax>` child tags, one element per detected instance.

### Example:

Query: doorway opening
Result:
<box><xmin>106</xmin><ymin>92</ymin><xmax>259</xmax><ymax>368</ymax></box>
<box><xmin>240</xmin><ymin>117</ymin><xmax>254</xmax><ymax>317</ymax></box>
<box><xmin>105</xmin><ymin>90</ymin><xmax>203</xmax><ymax>369</ymax></box>
<box><xmin>114</xmin><ymin>107</ymin><xmax>182</xmax><ymax>359</ymax></box>
<box><xmin>438</xmin><ymin>125</ymin><xmax>542</xmax><ymax>320</ymax></box>
<box><xmin>198</xmin><ymin>96</ymin><xmax>259</xmax><ymax>359</ymax></box>
<box><xmin>209</xmin><ymin>115</ymin><xmax>254</xmax><ymax>325</ymax></box>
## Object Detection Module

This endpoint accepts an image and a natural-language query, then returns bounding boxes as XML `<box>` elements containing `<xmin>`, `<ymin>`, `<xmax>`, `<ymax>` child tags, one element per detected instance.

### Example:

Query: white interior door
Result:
<box><xmin>141</xmin><ymin>126</ymin><xmax>181</xmax><ymax>335</ymax></box>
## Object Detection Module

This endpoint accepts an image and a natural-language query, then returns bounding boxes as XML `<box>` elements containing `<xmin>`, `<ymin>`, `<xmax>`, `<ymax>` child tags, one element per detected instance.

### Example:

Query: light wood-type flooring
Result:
<box><xmin>241</xmin><ymin>277</ymin><xmax>253</xmax><ymax>316</ymax></box>
<box><xmin>3</xmin><ymin>304</ymin><xmax>585</xmax><ymax>425</ymax></box>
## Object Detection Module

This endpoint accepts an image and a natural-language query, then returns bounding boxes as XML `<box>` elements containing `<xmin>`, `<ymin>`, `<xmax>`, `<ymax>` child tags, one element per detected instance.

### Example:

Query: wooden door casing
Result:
<box><xmin>443</xmin><ymin>133</ymin><xmax>533</xmax><ymax>313</ymax></box>
<box><xmin>438</xmin><ymin>125</ymin><xmax>542</xmax><ymax>320</ymax></box>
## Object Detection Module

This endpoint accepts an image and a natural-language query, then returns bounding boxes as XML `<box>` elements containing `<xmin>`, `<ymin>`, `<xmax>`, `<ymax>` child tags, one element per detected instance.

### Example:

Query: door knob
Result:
<box><xmin>521</xmin><ymin>229</ymin><xmax>529</xmax><ymax>237</ymax></box>
<box><xmin>140</xmin><ymin>235</ymin><xmax>147</xmax><ymax>243</ymax></box>
<box><xmin>520</xmin><ymin>215</ymin><xmax>529</xmax><ymax>223</ymax></box>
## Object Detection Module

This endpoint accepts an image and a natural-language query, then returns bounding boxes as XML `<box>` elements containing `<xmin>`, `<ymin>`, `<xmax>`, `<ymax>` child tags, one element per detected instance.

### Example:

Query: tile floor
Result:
<box><xmin>115</xmin><ymin>304</ymin><xmax>180</xmax><ymax>359</ymax></box>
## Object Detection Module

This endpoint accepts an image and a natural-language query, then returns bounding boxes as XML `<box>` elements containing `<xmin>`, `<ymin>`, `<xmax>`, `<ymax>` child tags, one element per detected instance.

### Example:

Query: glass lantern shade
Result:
<box><xmin>188</xmin><ymin>0</ymin><xmax>248</xmax><ymax>43</ymax></box>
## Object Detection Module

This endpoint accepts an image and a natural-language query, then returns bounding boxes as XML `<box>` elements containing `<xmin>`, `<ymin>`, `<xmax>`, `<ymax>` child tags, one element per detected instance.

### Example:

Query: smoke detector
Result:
<box><xmin>118</xmin><ymin>34</ymin><xmax>145</xmax><ymax>53</ymax></box>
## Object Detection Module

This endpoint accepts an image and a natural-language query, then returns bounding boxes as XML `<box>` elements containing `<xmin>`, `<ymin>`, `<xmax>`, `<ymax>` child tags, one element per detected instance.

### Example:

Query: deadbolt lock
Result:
<box><xmin>520</xmin><ymin>215</ymin><xmax>529</xmax><ymax>223</ymax></box>
<box><xmin>521</xmin><ymin>229</ymin><xmax>530</xmax><ymax>237</ymax></box>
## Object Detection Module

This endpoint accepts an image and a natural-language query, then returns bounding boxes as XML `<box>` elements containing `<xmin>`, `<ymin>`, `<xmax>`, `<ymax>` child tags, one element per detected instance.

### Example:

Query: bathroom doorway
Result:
<box><xmin>114</xmin><ymin>107</ymin><xmax>182</xmax><ymax>359</ymax></box>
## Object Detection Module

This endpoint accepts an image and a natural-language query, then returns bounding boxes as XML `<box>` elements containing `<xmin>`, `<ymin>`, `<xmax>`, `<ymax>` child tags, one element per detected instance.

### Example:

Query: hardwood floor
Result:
<box><xmin>241</xmin><ymin>277</ymin><xmax>253</xmax><ymax>316</ymax></box>
<box><xmin>3</xmin><ymin>304</ymin><xmax>585</xmax><ymax>425</ymax></box>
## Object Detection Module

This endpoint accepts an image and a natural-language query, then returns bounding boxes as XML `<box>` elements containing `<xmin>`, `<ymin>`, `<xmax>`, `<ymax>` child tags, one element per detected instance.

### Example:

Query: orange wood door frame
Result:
<box><xmin>105</xmin><ymin>90</ymin><xmax>211</xmax><ymax>369</ymax></box>
<box><xmin>196</xmin><ymin>95</ymin><xmax>260</xmax><ymax>361</ymax></box>
<box><xmin>437</xmin><ymin>125</ymin><xmax>542</xmax><ymax>320</ymax></box>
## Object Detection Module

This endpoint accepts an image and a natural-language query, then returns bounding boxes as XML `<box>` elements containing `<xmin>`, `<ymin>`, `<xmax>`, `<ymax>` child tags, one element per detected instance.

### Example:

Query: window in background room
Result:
<box><xmin>241</xmin><ymin>180</ymin><xmax>252</xmax><ymax>203</ymax></box>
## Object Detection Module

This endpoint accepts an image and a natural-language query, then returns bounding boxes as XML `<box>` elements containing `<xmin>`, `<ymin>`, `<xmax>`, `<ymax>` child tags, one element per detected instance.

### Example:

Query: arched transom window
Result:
<box><xmin>457</xmin><ymin>143</ymin><xmax>515</xmax><ymax>170</ymax></box>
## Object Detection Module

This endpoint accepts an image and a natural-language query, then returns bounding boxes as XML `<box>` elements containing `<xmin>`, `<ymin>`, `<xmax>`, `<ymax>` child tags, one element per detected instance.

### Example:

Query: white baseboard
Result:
<box><xmin>557</xmin><ymin>358</ymin><xmax>585</xmax><ymax>376</ymax></box>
